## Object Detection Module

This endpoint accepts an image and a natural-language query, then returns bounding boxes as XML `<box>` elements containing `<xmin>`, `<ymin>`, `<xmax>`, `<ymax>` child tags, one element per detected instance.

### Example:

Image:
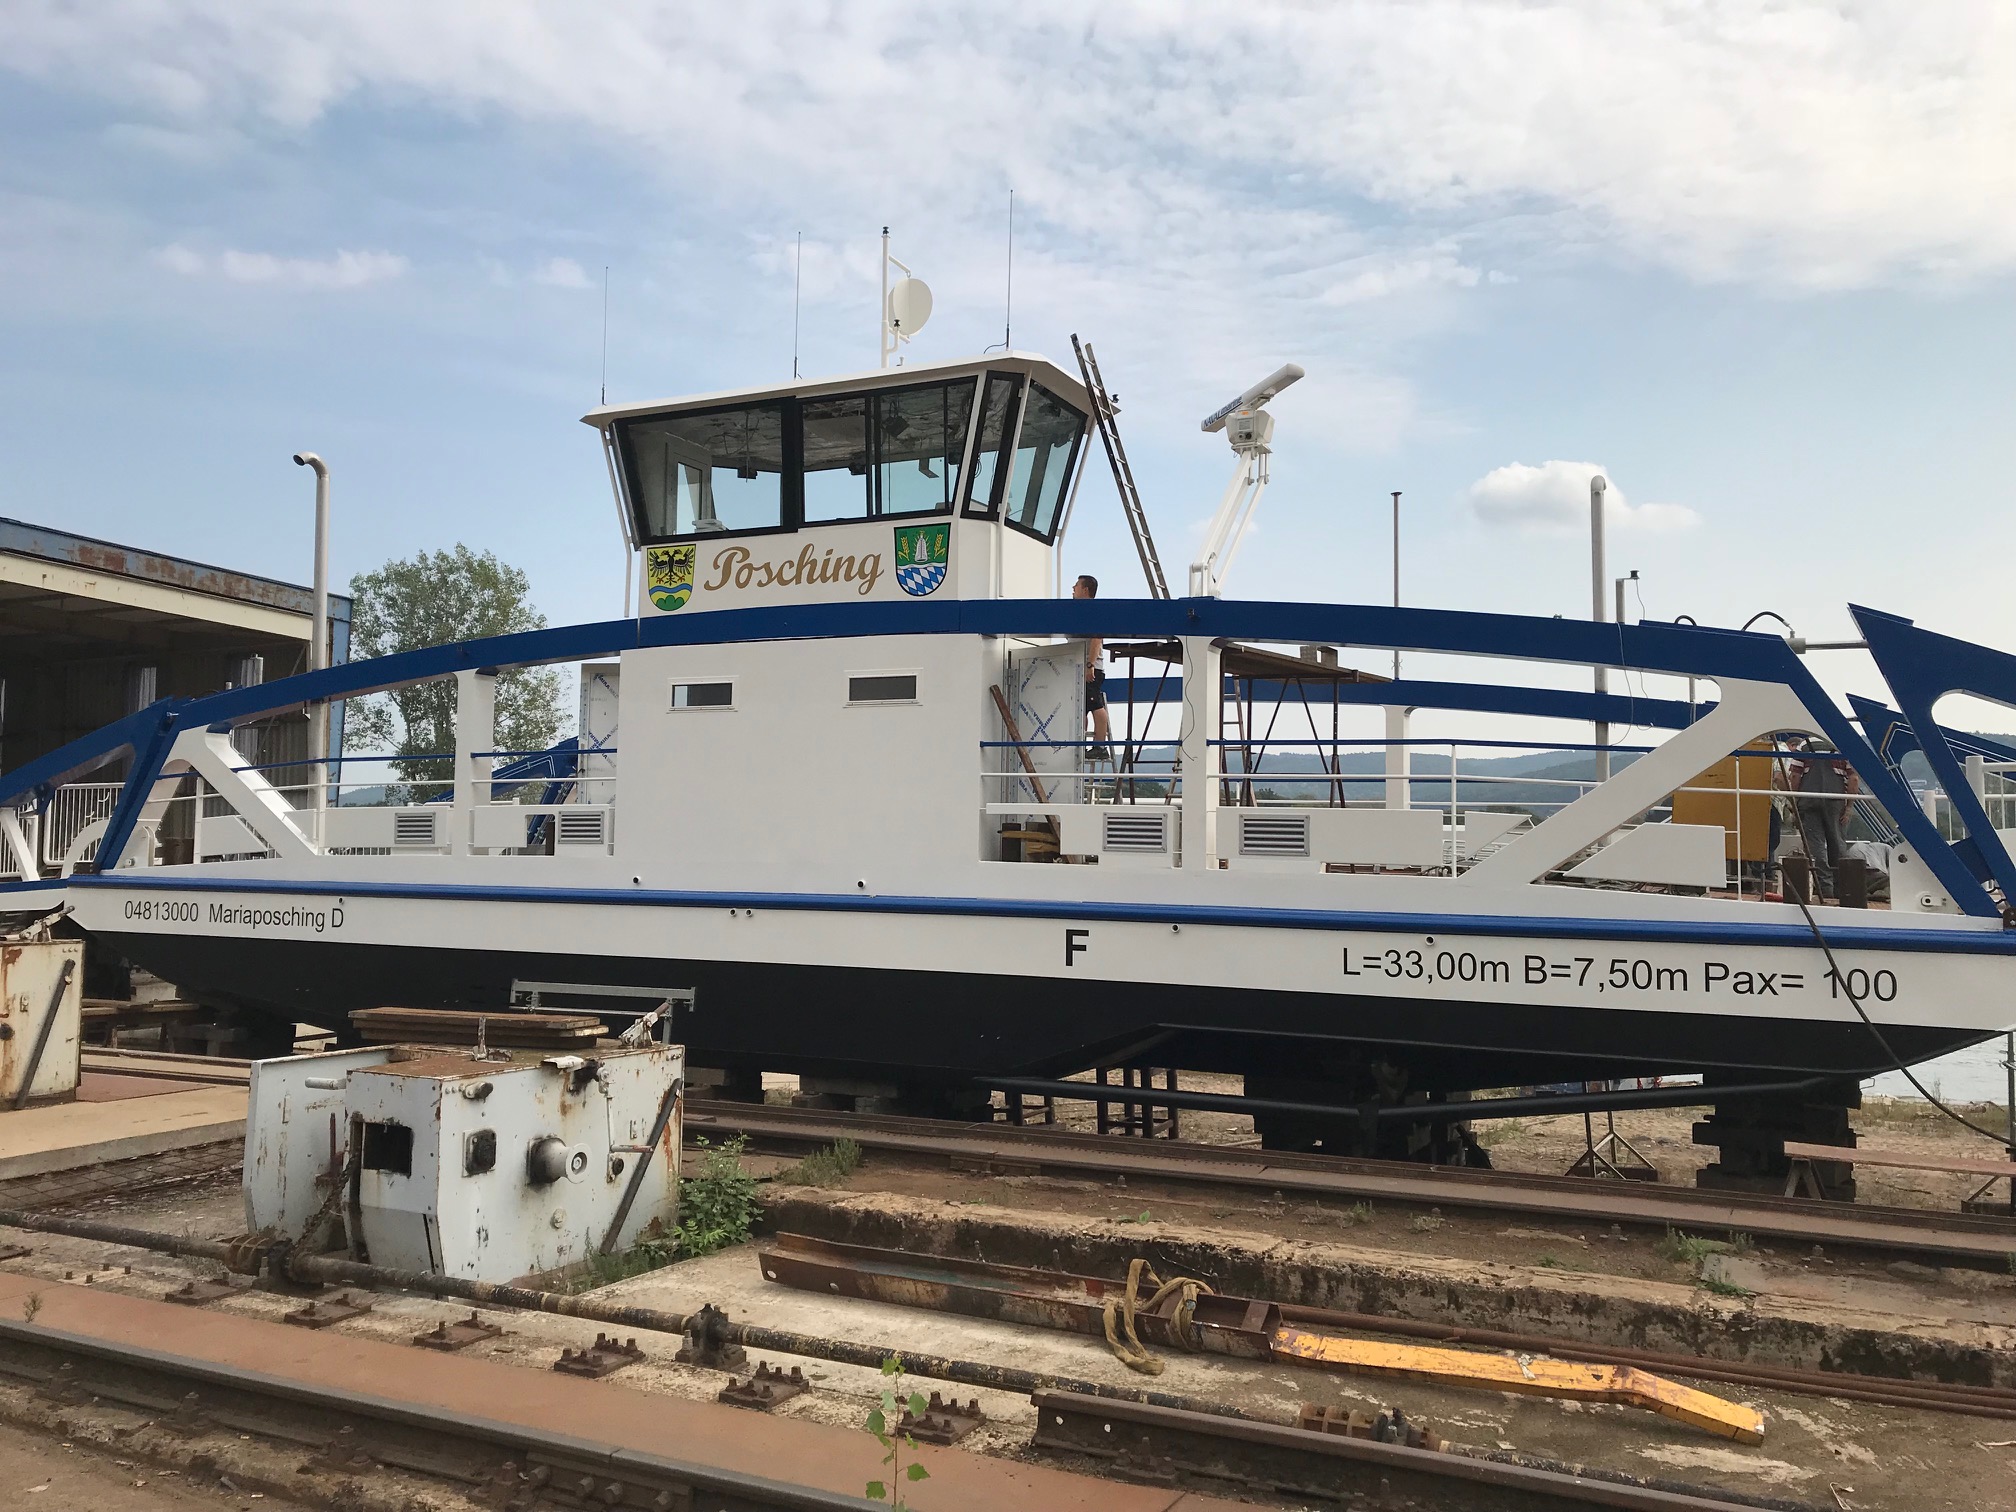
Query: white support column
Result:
<box><xmin>175</xmin><ymin>729</ymin><xmax>317</xmax><ymax>859</ymax></box>
<box><xmin>1179</xmin><ymin>636</ymin><xmax>1221</xmax><ymax>869</ymax></box>
<box><xmin>454</xmin><ymin>669</ymin><xmax>498</xmax><ymax>856</ymax></box>
<box><xmin>1384</xmin><ymin>705</ymin><xmax>1412</xmax><ymax>811</ymax></box>
<box><xmin>1</xmin><ymin>807</ymin><xmax>38</xmax><ymax>879</ymax></box>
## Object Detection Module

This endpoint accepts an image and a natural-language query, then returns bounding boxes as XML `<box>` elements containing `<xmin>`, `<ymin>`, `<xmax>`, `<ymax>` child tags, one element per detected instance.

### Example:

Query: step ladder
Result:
<box><xmin>1071</xmin><ymin>335</ymin><xmax>1169</xmax><ymax>600</ymax></box>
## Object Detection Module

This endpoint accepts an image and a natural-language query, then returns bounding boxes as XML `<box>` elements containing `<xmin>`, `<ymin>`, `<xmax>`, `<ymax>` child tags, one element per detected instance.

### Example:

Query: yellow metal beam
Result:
<box><xmin>1269</xmin><ymin>1325</ymin><xmax>1765</xmax><ymax>1445</ymax></box>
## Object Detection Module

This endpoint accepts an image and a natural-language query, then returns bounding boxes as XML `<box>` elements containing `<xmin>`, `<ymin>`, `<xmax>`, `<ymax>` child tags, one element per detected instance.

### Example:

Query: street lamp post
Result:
<box><xmin>293</xmin><ymin>452</ymin><xmax>331</xmax><ymax>830</ymax></box>
<box><xmin>1590</xmin><ymin>474</ymin><xmax>1609</xmax><ymax>782</ymax></box>
<box><xmin>1390</xmin><ymin>490</ymin><xmax>1401</xmax><ymax>681</ymax></box>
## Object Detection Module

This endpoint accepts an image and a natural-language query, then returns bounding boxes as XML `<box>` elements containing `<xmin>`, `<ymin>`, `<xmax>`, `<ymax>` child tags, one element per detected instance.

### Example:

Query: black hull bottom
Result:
<box><xmin>93</xmin><ymin>929</ymin><xmax>1990</xmax><ymax>1093</ymax></box>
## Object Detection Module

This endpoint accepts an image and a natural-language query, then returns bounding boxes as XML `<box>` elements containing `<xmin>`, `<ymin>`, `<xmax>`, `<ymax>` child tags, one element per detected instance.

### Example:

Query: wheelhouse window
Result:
<box><xmin>802</xmin><ymin>395</ymin><xmax>871</xmax><ymax>523</ymax></box>
<box><xmin>620</xmin><ymin>403</ymin><xmax>789</xmax><ymax>541</ymax></box>
<box><xmin>877</xmin><ymin>380</ymin><xmax>974</xmax><ymax>517</ymax></box>
<box><xmin>802</xmin><ymin>381</ymin><xmax>974</xmax><ymax>525</ymax></box>
<box><xmin>961</xmin><ymin>373</ymin><xmax>1025</xmax><ymax>518</ymax></box>
<box><xmin>1003</xmin><ymin>383</ymin><xmax>1085</xmax><ymax>542</ymax></box>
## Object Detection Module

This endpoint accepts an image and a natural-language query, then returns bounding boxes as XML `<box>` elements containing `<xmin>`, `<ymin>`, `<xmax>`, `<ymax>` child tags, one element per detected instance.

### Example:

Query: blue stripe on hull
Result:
<box><xmin>64</xmin><ymin>873</ymin><xmax>2016</xmax><ymax>956</ymax></box>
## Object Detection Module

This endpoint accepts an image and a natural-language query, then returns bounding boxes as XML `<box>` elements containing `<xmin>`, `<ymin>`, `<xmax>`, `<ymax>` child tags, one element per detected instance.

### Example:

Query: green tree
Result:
<box><xmin>345</xmin><ymin>545</ymin><xmax>564</xmax><ymax>789</ymax></box>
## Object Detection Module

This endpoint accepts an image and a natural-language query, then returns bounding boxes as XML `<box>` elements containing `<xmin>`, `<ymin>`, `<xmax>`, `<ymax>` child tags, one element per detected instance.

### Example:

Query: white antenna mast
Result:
<box><xmin>792</xmin><ymin>232</ymin><xmax>802</xmax><ymax>380</ymax></box>
<box><xmin>879</xmin><ymin>227</ymin><xmax>932</xmax><ymax>368</ymax></box>
<box><xmin>1188</xmin><ymin>363</ymin><xmax>1305</xmax><ymax>597</ymax></box>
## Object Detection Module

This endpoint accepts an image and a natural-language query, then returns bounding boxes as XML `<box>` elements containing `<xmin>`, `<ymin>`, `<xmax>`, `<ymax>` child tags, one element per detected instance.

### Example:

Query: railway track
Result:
<box><xmin>691</xmin><ymin>1098</ymin><xmax>2016</xmax><ymax>1264</ymax></box>
<box><xmin>0</xmin><ymin>1313</ymin><xmax>881</xmax><ymax>1512</ymax></box>
<box><xmin>0</xmin><ymin>1267</ymin><xmax>1828</xmax><ymax>1512</ymax></box>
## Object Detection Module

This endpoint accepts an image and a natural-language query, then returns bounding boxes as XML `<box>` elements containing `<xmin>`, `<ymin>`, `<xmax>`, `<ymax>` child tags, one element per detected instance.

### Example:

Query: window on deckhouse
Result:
<box><xmin>801</xmin><ymin>380</ymin><xmax>975</xmax><ymax>525</ymax></box>
<box><xmin>1004</xmin><ymin>383</ymin><xmax>1085</xmax><ymax>541</ymax></box>
<box><xmin>962</xmin><ymin>373</ymin><xmax>1024</xmax><ymax>519</ymax></box>
<box><xmin>622</xmin><ymin>403</ymin><xmax>789</xmax><ymax>540</ymax></box>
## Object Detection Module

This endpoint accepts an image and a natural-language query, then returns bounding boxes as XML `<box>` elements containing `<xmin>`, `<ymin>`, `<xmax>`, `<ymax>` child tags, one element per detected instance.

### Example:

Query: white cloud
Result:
<box><xmin>1468</xmin><ymin>460</ymin><xmax>1701</xmax><ymax>533</ymax></box>
<box><xmin>1318</xmin><ymin>250</ymin><xmax>1485</xmax><ymax>306</ymax></box>
<box><xmin>532</xmin><ymin>256</ymin><xmax>592</xmax><ymax>289</ymax></box>
<box><xmin>152</xmin><ymin>243</ymin><xmax>205</xmax><ymax>276</ymax></box>
<box><xmin>155</xmin><ymin>244</ymin><xmax>407</xmax><ymax>288</ymax></box>
<box><xmin>10</xmin><ymin>3</ymin><xmax>2015</xmax><ymax>293</ymax></box>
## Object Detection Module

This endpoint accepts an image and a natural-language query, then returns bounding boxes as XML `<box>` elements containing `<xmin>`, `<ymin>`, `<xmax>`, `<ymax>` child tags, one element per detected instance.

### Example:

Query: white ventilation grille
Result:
<box><xmin>392</xmin><ymin>810</ymin><xmax>439</xmax><ymax>848</ymax></box>
<box><xmin>1102</xmin><ymin>811</ymin><xmax>1169</xmax><ymax>853</ymax></box>
<box><xmin>1239</xmin><ymin>813</ymin><xmax>1310</xmax><ymax>857</ymax></box>
<box><xmin>555</xmin><ymin>809</ymin><xmax>610</xmax><ymax>848</ymax></box>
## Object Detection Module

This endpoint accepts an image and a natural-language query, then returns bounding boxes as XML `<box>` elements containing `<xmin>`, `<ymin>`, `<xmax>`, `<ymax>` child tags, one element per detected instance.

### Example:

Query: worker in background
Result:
<box><xmin>1789</xmin><ymin>736</ymin><xmax>1856</xmax><ymax>901</ymax></box>
<box><xmin>1073</xmin><ymin>574</ymin><xmax>1112</xmax><ymax>762</ymax></box>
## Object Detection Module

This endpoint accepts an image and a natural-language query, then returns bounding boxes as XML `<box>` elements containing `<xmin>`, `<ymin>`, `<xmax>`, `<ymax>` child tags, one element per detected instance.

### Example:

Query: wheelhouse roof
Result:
<box><xmin>580</xmin><ymin>352</ymin><xmax>1091</xmax><ymax>429</ymax></box>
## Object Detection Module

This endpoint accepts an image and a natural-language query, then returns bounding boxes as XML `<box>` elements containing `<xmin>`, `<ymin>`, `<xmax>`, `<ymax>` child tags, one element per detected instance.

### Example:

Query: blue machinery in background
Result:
<box><xmin>5</xmin><ymin>596</ymin><xmax>2016</xmax><ymax>921</ymax></box>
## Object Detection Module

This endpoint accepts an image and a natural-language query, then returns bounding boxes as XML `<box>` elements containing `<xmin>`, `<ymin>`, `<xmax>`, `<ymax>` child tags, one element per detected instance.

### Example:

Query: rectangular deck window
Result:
<box><xmin>670</xmin><ymin>680</ymin><xmax>735</xmax><ymax>709</ymax></box>
<box><xmin>848</xmin><ymin>673</ymin><xmax>918</xmax><ymax>704</ymax></box>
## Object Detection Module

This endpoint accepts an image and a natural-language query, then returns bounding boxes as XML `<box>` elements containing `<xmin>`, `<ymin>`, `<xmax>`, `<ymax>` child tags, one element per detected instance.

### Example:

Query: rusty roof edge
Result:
<box><xmin>0</xmin><ymin>516</ymin><xmax>352</xmax><ymax>621</ymax></box>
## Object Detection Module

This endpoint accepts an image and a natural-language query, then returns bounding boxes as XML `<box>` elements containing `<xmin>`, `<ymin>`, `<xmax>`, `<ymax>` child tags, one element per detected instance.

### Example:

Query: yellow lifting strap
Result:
<box><xmin>1101</xmin><ymin>1258</ymin><xmax>1214</xmax><ymax>1376</ymax></box>
<box><xmin>1269</xmin><ymin>1326</ymin><xmax>1765</xmax><ymax>1445</ymax></box>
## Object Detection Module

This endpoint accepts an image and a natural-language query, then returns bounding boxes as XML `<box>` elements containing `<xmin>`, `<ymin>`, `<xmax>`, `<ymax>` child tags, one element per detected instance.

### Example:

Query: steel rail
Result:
<box><xmin>1031</xmin><ymin>1390</ymin><xmax>1820</xmax><ymax>1512</ymax></box>
<box><xmin>16</xmin><ymin>1205</ymin><xmax>2001</xmax><ymax>1422</ymax></box>
<box><xmin>0</xmin><ymin>1207</ymin><xmax>1263</xmax><ymax>1423</ymax></box>
<box><xmin>688</xmin><ymin>1099</ymin><xmax>2016</xmax><ymax>1263</ymax></box>
<box><xmin>0</xmin><ymin>1316</ymin><xmax>877</xmax><ymax>1512</ymax></box>
<box><xmin>0</xmin><ymin>1219</ymin><xmax>1814</xmax><ymax>1512</ymax></box>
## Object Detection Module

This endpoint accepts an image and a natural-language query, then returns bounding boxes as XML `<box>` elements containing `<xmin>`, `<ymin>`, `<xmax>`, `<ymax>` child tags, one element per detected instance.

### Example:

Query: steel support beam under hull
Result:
<box><xmin>89</xmin><ymin>928</ymin><xmax>1991</xmax><ymax>1092</ymax></box>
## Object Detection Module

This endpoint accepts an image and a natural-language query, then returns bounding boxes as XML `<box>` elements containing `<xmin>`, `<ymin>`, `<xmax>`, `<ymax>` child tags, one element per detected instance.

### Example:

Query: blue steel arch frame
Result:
<box><xmin>0</xmin><ymin>596</ymin><xmax>1988</xmax><ymax>917</ymax></box>
<box><xmin>1853</xmin><ymin>605</ymin><xmax>2016</xmax><ymax>908</ymax></box>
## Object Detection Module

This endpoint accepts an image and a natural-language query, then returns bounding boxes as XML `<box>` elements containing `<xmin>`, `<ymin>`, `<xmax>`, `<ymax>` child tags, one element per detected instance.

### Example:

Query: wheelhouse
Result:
<box><xmin>587</xmin><ymin>355</ymin><xmax>1093</xmax><ymax>611</ymax></box>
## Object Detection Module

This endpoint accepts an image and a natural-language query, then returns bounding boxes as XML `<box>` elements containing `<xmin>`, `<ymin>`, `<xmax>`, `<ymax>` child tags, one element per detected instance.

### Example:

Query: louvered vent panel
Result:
<box><xmin>555</xmin><ymin>809</ymin><xmax>609</xmax><ymax>847</ymax></box>
<box><xmin>1239</xmin><ymin>813</ymin><xmax>1310</xmax><ymax>857</ymax></box>
<box><xmin>392</xmin><ymin>811</ymin><xmax>439</xmax><ymax>848</ymax></box>
<box><xmin>1102</xmin><ymin>812</ymin><xmax>1169</xmax><ymax>853</ymax></box>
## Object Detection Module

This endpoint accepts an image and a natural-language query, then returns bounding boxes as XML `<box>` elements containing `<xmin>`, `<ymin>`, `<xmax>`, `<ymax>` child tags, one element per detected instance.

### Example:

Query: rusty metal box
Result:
<box><xmin>1</xmin><ymin>938</ymin><xmax>84</xmax><ymax>1107</ymax></box>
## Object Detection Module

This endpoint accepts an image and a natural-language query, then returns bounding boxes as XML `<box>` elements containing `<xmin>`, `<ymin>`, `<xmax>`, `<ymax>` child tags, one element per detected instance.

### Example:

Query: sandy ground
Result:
<box><xmin>0</xmin><ymin>1419</ymin><xmax>305</xmax><ymax>1511</ymax></box>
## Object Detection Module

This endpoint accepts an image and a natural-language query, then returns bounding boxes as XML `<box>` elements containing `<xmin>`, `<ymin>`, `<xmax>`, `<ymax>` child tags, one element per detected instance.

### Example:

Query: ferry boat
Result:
<box><xmin>6</xmin><ymin>347</ymin><xmax>2016</xmax><ymax>1179</ymax></box>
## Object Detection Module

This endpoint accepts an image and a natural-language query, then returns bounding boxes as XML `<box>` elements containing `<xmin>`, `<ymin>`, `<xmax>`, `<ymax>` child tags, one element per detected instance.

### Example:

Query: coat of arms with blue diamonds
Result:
<box><xmin>893</xmin><ymin>523</ymin><xmax>949</xmax><ymax>597</ymax></box>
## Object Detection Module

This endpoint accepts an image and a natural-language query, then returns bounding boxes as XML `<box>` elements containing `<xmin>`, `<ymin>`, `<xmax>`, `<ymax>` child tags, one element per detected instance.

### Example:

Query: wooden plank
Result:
<box><xmin>1784</xmin><ymin>1140</ymin><xmax>2016</xmax><ymax>1179</ymax></box>
<box><xmin>349</xmin><ymin>1005</ymin><xmax>608</xmax><ymax>1048</ymax></box>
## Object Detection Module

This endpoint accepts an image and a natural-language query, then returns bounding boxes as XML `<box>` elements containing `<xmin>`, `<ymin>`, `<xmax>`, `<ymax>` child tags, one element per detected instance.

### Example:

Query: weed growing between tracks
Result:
<box><xmin>777</xmin><ymin>1138</ymin><xmax>862</xmax><ymax>1188</ymax></box>
<box><xmin>864</xmin><ymin>1355</ymin><xmax>930</xmax><ymax>1507</ymax></box>
<box><xmin>1659</xmin><ymin>1227</ymin><xmax>1757</xmax><ymax>1297</ymax></box>
<box><xmin>677</xmin><ymin>1136</ymin><xmax>761</xmax><ymax>1258</ymax></box>
<box><xmin>575</xmin><ymin>1135</ymin><xmax>764</xmax><ymax>1288</ymax></box>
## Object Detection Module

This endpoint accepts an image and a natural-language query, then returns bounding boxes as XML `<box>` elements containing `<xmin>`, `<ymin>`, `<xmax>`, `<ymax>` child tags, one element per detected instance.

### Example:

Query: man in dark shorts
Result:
<box><xmin>1072</xmin><ymin>574</ymin><xmax>1112</xmax><ymax>761</ymax></box>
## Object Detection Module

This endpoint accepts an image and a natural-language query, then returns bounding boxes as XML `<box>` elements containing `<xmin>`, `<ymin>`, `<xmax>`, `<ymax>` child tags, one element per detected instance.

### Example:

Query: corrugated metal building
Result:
<box><xmin>0</xmin><ymin>516</ymin><xmax>352</xmax><ymax>782</ymax></box>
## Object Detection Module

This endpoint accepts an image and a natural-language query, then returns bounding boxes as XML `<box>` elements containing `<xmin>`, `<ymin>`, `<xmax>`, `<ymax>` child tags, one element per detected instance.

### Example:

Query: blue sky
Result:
<box><xmin>3</xmin><ymin>3</ymin><xmax>2013</xmax><ymax>719</ymax></box>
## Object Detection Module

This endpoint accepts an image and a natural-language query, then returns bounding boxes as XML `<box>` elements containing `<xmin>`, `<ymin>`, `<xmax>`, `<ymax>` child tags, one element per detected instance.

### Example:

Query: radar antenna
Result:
<box><xmin>1070</xmin><ymin>335</ymin><xmax>1168</xmax><ymax>600</ymax></box>
<box><xmin>1189</xmin><ymin>362</ymin><xmax>1304</xmax><ymax>597</ymax></box>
